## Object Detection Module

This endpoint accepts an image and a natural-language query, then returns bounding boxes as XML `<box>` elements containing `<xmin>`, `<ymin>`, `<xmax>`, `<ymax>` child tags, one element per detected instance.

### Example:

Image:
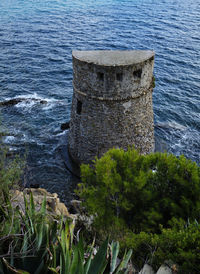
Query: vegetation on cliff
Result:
<box><xmin>76</xmin><ymin>147</ymin><xmax>200</xmax><ymax>273</ymax></box>
<box><xmin>0</xmin><ymin>142</ymin><xmax>132</xmax><ymax>273</ymax></box>
<box><xmin>1</xmin><ymin>135</ymin><xmax>200</xmax><ymax>273</ymax></box>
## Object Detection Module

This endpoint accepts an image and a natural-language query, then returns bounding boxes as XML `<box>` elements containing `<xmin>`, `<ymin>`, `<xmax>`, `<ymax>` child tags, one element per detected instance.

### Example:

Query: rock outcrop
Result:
<box><xmin>139</xmin><ymin>262</ymin><xmax>178</xmax><ymax>274</ymax></box>
<box><xmin>11</xmin><ymin>188</ymin><xmax>70</xmax><ymax>218</ymax></box>
<box><xmin>10</xmin><ymin>188</ymin><xmax>178</xmax><ymax>274</ymax></box>
<box><xmin>139</xmin><ymin>264</ymin><xmax>155</xmax><ymax>274</ymax></box>
<box><xmin>0</xmin><ymin>98</ymin><xmax>47</xmax><ymax>107</ymax></box>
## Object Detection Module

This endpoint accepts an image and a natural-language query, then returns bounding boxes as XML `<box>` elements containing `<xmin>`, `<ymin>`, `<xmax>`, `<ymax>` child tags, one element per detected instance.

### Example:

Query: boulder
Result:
<box><xmin>61</xmin><ymin>122</ymin><xmax>70</xmax><ymax>130</ymax></box>
<box><xmin>11</xmin><ymin>188</ymin><xmax>70</xmax><ymax>218</ymax></box>
<box><xmin>0</xmin><ymin>98</ymin><xmax>47</xmax><ymax>107</ymax></box>
<box><xmin>70</xmin><ymin>199</ymin><xmax>83</xmax><ymax>214</ymax></box>
<box><xmin>139</xmin><ymin>264</ymin><xmax>155</xmax><ymax>274</ymax></box>
<box><xmin>156</xmin><ymin>265</ymin><xmax>172</xmax><ymax>274</ymax></box>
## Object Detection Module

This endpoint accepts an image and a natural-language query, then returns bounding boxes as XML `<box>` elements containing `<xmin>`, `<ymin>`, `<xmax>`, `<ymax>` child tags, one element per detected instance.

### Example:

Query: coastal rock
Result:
<box><xmin>70</xmin><ymin>199</ymin><xmax>83</xmax><ymax>214</ymax></box>
<box><xmin>138</xmin><ymin>262</ymin><xmax>178</xmax><ymax>274</ymax></box>
<box><xmin>11</xmin><ymin>188</ymin><xmax>70</xmax><ymax>218</ymax></box>
<box><xmin>156</xmin><ymin>265</ymin><xmax>172</xmax><ymax>274</ymax></box>
<box><xmin>61</xmin><ymin>121</ymin><xmax>70</xmax><ymax>130</ymax></box>
<box><xmin>139</xmin><ymin>264</ymin><xmax>155</xmax><ymax>274</ymax></box>
<box><xmin>0</xmin><ymin>98</ymin><xmax>47</xmax><ymax>107</ymax></box>
<box><xmin>69</xmin><ymin>199</ymin><xmax>94</xmax><ymax>229</ymax></box>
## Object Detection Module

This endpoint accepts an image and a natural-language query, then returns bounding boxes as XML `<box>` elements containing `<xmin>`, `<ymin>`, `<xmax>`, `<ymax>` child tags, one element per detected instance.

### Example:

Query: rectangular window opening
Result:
<box><xmin>97</xmin><ymin>72</ymin><xmax>104</xmax><ymax>81</ymax></box>
<box><xmin>116</xmin><ymin>73</ymin><xmax>123</xmax><ymax>81</ymax></box>
<box><xmin>133</xmin><ymin>69</ymin><xmax>142</xmax><ymax>78</ymax></box>
<box><xmin>76</xmin><ymin>100</ymin><xmax>82</xmax><ymax>115</ymax></box>
<box><xmin>149</xmin><ymin>56</ymin><xmax>154</xmax><ymax>62</ymax></box>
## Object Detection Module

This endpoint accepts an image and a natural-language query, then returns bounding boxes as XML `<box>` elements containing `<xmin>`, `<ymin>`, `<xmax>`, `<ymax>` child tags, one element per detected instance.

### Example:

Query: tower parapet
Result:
<box><xmin>68</xmin><ymin>50</ymin><xmax>155</xmax><ymax>164</ymax></box>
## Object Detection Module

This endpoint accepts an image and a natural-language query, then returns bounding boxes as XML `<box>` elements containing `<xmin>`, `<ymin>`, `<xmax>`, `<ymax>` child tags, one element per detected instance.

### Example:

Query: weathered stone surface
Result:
<box><xmin>68</xmin><ymin>50</ymin><xmax>155</xmax><ymax>164</ymax></box>
<box><xmin>156</xmin><ymin>265</ymin><xmax>172</xmax><ymax>274</ymax></box>
<box><xmin>72</xmin><ymin>50</ymin><xmax>154</xmax><ymax>67</ymax></box>
<box><xmin>70</xmin><ymin>199</ymin><xmax>83</xmax><ymax>214</ymax></box>
<box><xmin>139</xmin><ymin>264</ymin><xmax>155</xmax><ymax>274</ymax></box>
<box><xmin>72</xmin><ymin>51</ymin><xmax>154</xmax><ymax>101</ymax></box>
<box><xmin>11</xmin><ymin>188</ymin><xmax>70</xmax><ymax>218</ymax></box>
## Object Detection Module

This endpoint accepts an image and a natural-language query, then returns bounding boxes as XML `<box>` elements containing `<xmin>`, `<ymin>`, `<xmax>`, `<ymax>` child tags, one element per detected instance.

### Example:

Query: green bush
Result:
<box><xmin>76</xmin><ymin>147</ymin><xmax>200</xmax><ymax>272</ymax></box>
<box><xmin>124</xmin><ymin>219</ymin><xmax>200</xmax><ymax>273</ymax></box>
<box><xmin>0</xmin><ymin>142</ymin><xmax>24</xmax><ymax>239</ymax></box>
<box><xmin>76</xmin><ymin>147</ymin><xmax>200</xmax><ymax>233</ymax></box>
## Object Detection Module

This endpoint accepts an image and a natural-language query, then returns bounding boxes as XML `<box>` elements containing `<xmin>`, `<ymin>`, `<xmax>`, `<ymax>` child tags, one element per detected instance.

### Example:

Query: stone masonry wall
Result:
<box><xmin>72</xmin><ymin>55</ymin><xmax>154</xmax><ymax>100</ymax></box>
<box><xmin>68</xmin><ymin>51</ymin><xmax>155</xmax><ymax>164</ymax></box>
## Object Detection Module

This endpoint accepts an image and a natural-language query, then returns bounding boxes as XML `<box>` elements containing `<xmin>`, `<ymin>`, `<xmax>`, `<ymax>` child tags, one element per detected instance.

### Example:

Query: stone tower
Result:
<box><xmin>68</xmin><ymin>50</ymin><xmax>155</xmax><ymax>164</ymax></box>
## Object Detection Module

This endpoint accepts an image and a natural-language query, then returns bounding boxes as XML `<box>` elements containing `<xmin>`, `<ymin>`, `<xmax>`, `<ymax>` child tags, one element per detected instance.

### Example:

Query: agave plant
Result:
<box><xmin>0</xmin><ymin>192</ymin><xmax>132</xmax><ymax>274</ymax></box>
<box><xmin>0</xmin><ymin>193</ymin><xmax>57</xmax><ymax>274</ymax></box>
<box><xmin>49</xmin><ymin>220</ymin><xmax>132</xmax><ymax>274</ymax></box>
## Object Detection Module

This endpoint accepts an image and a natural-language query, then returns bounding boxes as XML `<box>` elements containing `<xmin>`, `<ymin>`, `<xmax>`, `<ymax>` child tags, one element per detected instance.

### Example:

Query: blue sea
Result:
<box><xmin>0</xmin><ymin>0</ymin><xmax>199</xmax><ymax>203</ymax></box>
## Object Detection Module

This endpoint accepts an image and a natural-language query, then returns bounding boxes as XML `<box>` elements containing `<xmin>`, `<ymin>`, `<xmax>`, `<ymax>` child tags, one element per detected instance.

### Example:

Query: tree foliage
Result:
<box><xmin>124</xmin><ymin>219</ymin><xmax>200</xmax><ymax>273</ymax></box>
<box><xmin>76</xmin><ymin>147</ymin><xmax>200</xmax><ymax>233</ymax></box>
<box><xmin>76</xmin><ymin>147</ymin><xmax>200</xmax><ymax>272</ymax></box>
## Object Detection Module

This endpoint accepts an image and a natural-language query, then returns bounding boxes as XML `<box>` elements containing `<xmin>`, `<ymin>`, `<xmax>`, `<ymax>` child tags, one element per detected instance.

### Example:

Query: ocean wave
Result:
<box><xmin>0</xmin><ymin>93</ymin><xmax>66</xmax><ymax>111</ymax></box>
<box><xmin>155</xmin><ymin>122</ymin><xmax>187</xmax><ymax>131</ymax></box>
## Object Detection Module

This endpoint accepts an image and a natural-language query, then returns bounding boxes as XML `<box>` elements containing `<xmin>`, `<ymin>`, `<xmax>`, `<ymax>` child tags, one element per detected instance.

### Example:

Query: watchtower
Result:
<box><xmin>68</xmin><ymin>50</ymin><xmax>155</xmax><ymax>164</ymax></box>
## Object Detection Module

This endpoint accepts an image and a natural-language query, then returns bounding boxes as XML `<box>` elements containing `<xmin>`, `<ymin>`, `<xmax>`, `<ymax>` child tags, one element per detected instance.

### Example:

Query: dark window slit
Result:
<box><xmin>133</xmin><ymin>69</ymin><xmax>142</xmax><ymax>78</ymax></box>
<box><xmin>116</xmin><ymin>73</ymin><xmax>123</xmax><ymax>81</ymax></box>
<box><xmin>97</xmin><ymin>72</ymin><xmax>104</xmax><ymax>81</ymax></box>
<box><xmin>76</xmin><ymin>100</ymin><xmax>82</xmax><ymax>115</ymax></box>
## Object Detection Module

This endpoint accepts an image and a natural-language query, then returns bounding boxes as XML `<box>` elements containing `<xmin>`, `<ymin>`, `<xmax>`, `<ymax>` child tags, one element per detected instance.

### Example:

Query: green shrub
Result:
<box><xmin>76</xmin><ymin>147</ymin><xmax>200</xmax><ymax>233</ymax></box>
<box><xmin>0</xmin><ymin>145</ymin><xmax>24</xmax><ymax>200</ymax></box>
<box><xmin>0</xmin><ymin>141</ymin><xmax>24</xmax><ymax>239</ymax></box>
<box><xmin>76</xmin><ymin>147</ymin><xmax>200</xmax><ymax>272</ymax></box>
<box><xmin>124</xmin><ymin>219</ymin><xmax>200</xmax><ymax>273</ymax></box>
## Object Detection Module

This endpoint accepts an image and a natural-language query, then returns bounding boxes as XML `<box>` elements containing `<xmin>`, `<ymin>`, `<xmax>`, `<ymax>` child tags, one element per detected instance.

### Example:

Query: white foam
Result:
<box><xmin>14</xmin><ymin>92</ymin><xmax>56</xmax><ymax>103</ymax></box>
<box><xmin>3</xmin><ymin>92</ymin><xmax>58</xmax><ymax>104</ymax></box>
<box><xmin>12</xmin><ymin>93</ymin><xmax>60</xmax><ymax>112</ymax></box>
<box><xmin>16</xmin><ymin>100</ymin><xmax>36</xmax><ymax>111</ymax></box>
<box><xmin>156</xmin><ymin>121</ymin><xmax>187</xmax><ymax>131</ymax></box>
<box><xmin>4</xmin><ymin>135</ymin><xmax>15</xmax><ymax>143</ymax></box>
<box><xmin>2</xmin><ymin>93</ymin><xmax>67</xmax><ymax>113</ymax></box>
<box><xmin>167</xmin><ymin>121</ymin><xmax>187</xmax><ymax>131</ymax></box>
<box><xmin>8</xmin><ymin>147</ymin><xmax>18</xmax><ymax>151</ymax></box>
<box><xmin>55</xmin><ymin>131</ymin><xmax>66</xmax><ymax>137</ymax></box>
<box><xmin>170</xmin><ymin>129</ymin><xmax>192</xmax><ymax>152</ymax></box>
